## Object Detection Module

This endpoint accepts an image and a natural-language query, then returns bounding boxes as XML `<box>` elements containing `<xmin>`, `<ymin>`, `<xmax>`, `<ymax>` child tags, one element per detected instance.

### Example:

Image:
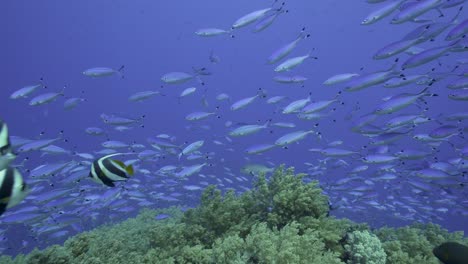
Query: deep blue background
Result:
<box><xmin>1</xmin><ymin>0</ymin><xmax>466</xmax><ymax>256</ymax></box>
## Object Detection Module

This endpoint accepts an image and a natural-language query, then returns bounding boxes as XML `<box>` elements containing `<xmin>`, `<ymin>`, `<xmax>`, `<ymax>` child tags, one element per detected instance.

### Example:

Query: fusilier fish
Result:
<box><xmin>274</xmin><ymin>53</ymin><xmax>316</xmax><ymax>72</ymax></box>
<box><xmin>401</xmin><ymin>40</ymin><xmax>461</xmax><ymax>69</ymax></box>
<box><xmin>282</xmin><ymin>96</ymin><xmax>311</xmax><ymax>114</ymax></box>
<box><xmin>345</xmin><ymin>62</ymin><xmax>400</xmax><ymax>91</ymax></box>
<box><xmin>245</xmin><ymin>144</ymin><xmax>276</xmax><ymax>154</ymax></box>
<box><xmin>374</xmin><ymin>87</ymin><xmax>436</xmax><ymax>114</ymax></box>
<box><xmin>231</xmin><ymin>90</ymin><xmax>265</xmax><ymax>111</ymax></box>
<box><xmin>10</xmin><ymin>83</ymin><xmax>42</xmax><ymax>99</ymax></box>
<box><xmin>267</xmin><ymin>29</ymin><xmax>310</xmax><ymax>64</ymax></box>
<box><xmin>323</xmin><ymin>73</ymin><xmax>359</xmax><ymax>85</ymax></box>
<box><xmin>229</xmin><ymin>122</ymin><xmax>269</xmax><ymax>137</ymax></box>
<box><xmin>275</xmin><ymin>129</ymin><xmax>318</xmax><ymax>146</ymax></box>
<box><xmin>64</xmin><ymin>97</ymin><xmax>86</xmax><ymax>110</ymax></box>
<box><xmin>185</xmin><ymin>111</ymin><xmax>216</xmax><ymax>121</ymax></box>
<box><xmin>232</xmin><ymin>8</ymin><xmax>272</xmax><ymax>29</ymax></box>
<box><xmin>195</xmin><ymin>28</ymin><xmax>230</xmax><ymax>37</ymax></box>
<box><xmin>128</xmin><ymin>91</ymin><xmax>161</xmax><ymax>102</ymax></box>
<box><xmin>179</xmin><ymin>140</ymin><xmax>204</xmax><ymax>160</ymax></box>
<box><xmin>361</xmin><ymin>0</ymin><xmax>406</xmax><ymax>25</ymax></box>
<box><xmin>391</xmin><ymin>0</ymin><xmax>442</xmax><ymax>24</ymax></box>
<box><xmin>83</xmin><ymin>66</ymin><xmax>124</xmax><ymax>78</ymax></box>
<box><xmin>29</xmin><ymin>87</ymin><xmax>65</xmax><ymax>106</ymax></box>
<box><xmin>175</xmin><ymin>163</ymin><xmax>207</xmax><ymax>178</ymax></box>
<box><xmin>445</xmin><ymin>18</ymin><xmax>468</xmax><ymax>41</ymax></box>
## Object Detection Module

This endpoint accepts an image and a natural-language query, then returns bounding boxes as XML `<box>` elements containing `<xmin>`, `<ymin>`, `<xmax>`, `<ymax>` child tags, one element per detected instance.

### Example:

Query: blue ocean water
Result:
<box><xmin>1</xmin><ymin>0</ymin><xmax>467</xmax><ymax>257</ymax></box>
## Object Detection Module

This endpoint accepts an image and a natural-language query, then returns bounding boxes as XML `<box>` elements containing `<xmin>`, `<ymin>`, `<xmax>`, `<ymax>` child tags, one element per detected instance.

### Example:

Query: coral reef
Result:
<box><xmin>0</xmin><ymin>166</ymin><xmax>466</xmax><ymax>264</ymax></box>
<box><xmin>344</xmin><ymin>230</ymin><xmax>386</xmax><ymax>264</ymax></box>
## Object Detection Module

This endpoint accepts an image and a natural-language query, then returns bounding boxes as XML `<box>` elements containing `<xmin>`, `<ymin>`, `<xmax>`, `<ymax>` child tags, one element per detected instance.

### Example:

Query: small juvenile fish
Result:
<box><xmin>161</xmin><ymin>72</ymin><xmax>195</xmax><ymax>84</ymax></box>
<box><xmin>267</xmin><ymin>28</ymin><xmax>310</xmax><ymax>64</ymax></box>
<box><xmin>302</xmin><ymin>93</ymin><xmax>340</xmax><ymax>114</ymax></box>
<box><xmin>128</xmin><ymin>91</ymin><xmax>160</xmax><ymax>102</ymax></box>
<box><xmin>175</xmin><ymin>163</ymin><xmax>207</xmax><ymax>178</ymax></box>
<box><xmin>232</xmin><ymin>8</ymin><xmax>272</xmax><ymax>29</ymax></box>
<box><xmin>267</xmin><ymin>95</ymin><xmax>287</xmax><ymax>104</ymax></box>
<box><xmin>102</xmin><ymin>140</ymin><xmax>129</xmax><ymax>149</ymax></box>
<box><xmin>216</xmin><ymin>93</ymin><xmax>230</xmax><ymax>101</ymax></box>
<box><xmin>195</xmin><ymin>28</ymin><xmax>230</xmax><ymax>37</ymax></box>
<box><xmin>275</xmin><ymin>129</ymin><xmax>317</xmax><ymax>146</ymax></box>
<box><xmin>374</xmin><ymin>87</ymin><xmax>436</xmax><ymax>115</ymax></box>
<box><xmin>445</xmin><ymin>18</ymin><xmax>468</xmax><ymax>41</ymax></box>
<box><xmin>229</xmin><ymin>122</ymin><xmax>269</xmax><ymax>137</ymax></box>
<box><xmin>64</xmin><ymin>97</ymin><xmax>86</xmax><ymax>110</ymax></box>
<box><xmin>448</xmin><ymin>89</ymin><xmax>468</xmax><ymax>101</ymax></box>
<box><xmin>179</xmin><ymin>87</ymin><xmax>197</xmax><ymax>98</ymax></box>
<box><xmin>401</xmin><ymin>40</ymin><xmax>460</xmax><ymax>69</ymax></box>
<box><xmin>373</xmin><ymin>38</ymin><xmax>421</xmax><ymax>60</ymax></box>
<box><xmin>361</xmin><ymin>0</ymin><xmax>406</xmax><ymax>25</ymax></box>
<box><xmin>83</xmin><ymin>65</ymin><xmax>124</xmax><ymax>78</ymax></box>
<box><xmin>282</xmin><ymin>96</ymin><xmax>311</xmax><ymax>114</ymax></box>
<box><xmin>185</xmin><ymin>111</ymin><xmax>216</xmax><ymax>121</ymax></box>
<box><xmin>253</xmin><ymin>7</ymin><xmax>286</xmax><ymax>33</ymax></box>
<box><xmin>245</xmin><ymin>144</ymin><xmax>276</xmax><ymax>155</ymax></box>
<box><xmin>323</xmin><ymin>73</ymin><xmax>359</xmax><ymax>85</ymax></box>
<box><xmin>10</xmin><ymin>84</ymin><xmax>42</xmax><ymax>99</ymax></box>
<box><xmin>29</xmin><ymin>87</ymin><xmax>65</xmax><ymax>106</ymax></box>
<box><xmin>85</xmin><ymin>127</ymin><xmax>105</xmax><ymax>136</ymax></box>
<box><xmin>391</xmin><ymin>0</ymin><xmax>442</xmax><ymax>24</ymax></box>
<box><xmin>17</xmin><ymin>138</ymin><xmax>61</xmax><ymax>152</ymax></box>
<box><xmin>274</xmin><ymin>53</ymin><xmax>317</xmax><ymax>72</ymax></box>
<box><xmin>231</xmin><ymin>92</ymin><xmax>265</xmax><ymax>111</ymax></box>
<box><xmin>179</xmin><ymin>140</ymin><xmax>204</xmax><ymax>160</ymax></box>
<box><xmin>101</xmin><ymin>113</ymin><xmax>145</xmax><ymax>126</ymax></box>
<box><xmin>345</xmin><ymin>63</ymin><xmax>400</xmax><ymax>92</ymax></box>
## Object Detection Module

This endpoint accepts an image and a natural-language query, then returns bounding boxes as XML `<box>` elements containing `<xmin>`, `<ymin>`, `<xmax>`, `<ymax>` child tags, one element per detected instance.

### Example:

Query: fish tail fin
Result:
<box><xmin>334</xmin><ymin>91</ymin><xmax>342</xmax><ymax>100</ymax></box>
<box><xmin>117</xmin><ymin>65</ymin><xmax>125</xmax><ymax>79</ymax></box>
<box><xmin>450</xmin><ymin>5</ymin><xmax>463</xmax><ymax>25</ymax></box>
<box><xmin>389</xmin><ymin>57</ymin><xmax>400</xmax><ymax>72</ymax></box>
<box><xmin>125</xmin><ymin>164</ymin><xmax>134</xmax><ymax>175</ymax></box>
<box><xmin>257</xmin><ymin>87</ymin><xmax>268</xmax><ymax>98</ymax></box>
<box><xmin>60</xmin><ymin>85</ymin><xmax>67</xmax><ymax>96</ymax></box>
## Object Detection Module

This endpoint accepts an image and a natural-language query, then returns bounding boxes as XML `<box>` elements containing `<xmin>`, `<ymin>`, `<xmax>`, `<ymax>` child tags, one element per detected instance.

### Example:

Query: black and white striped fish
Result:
<box><xmin>0</xmin><ymin>167</ymin><xmax>29</xmax><ymax>216</ymax></box>
<box><xmin>0</xmin><ymin>120</ymin><xmax>16</xmax><ymax>171</ymax></box>
<box><xmin>89</xmin><ymin>153</ymin><xmax>134</xmax><ymax>187</ymax></box>
<box><xmin>0</xmin><ymin>120</ymin><xmax>12</xmax><ymax>155</ymax></box>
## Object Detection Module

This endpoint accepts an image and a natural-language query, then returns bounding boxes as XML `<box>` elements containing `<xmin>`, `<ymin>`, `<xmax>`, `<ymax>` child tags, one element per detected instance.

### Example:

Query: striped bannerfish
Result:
<box><xmin>89</xmin><ymin>153</ymin><xmax>134</xmax><ymax>187</ymax></box>
<box><xmin>0</xmin><ymin>120</ymin><xmax>16</xmax><ymax>171</ymax></box>
<box><xmin>0</xmin><ymin>167</ymin><xmax>29</xmax><ymax>216</ymax></box>
<box><xmin>0</xmin><ymin>120</ymin><xmax>12</xmax><ymax>155</ymax></box>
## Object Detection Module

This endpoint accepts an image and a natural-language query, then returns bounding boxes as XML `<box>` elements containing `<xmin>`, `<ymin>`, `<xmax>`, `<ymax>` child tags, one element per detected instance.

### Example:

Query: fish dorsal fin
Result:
<box><xmin>125</xmin><ymin>165</ymin><xmax>134</xmax><ymax>175</ymax></box>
